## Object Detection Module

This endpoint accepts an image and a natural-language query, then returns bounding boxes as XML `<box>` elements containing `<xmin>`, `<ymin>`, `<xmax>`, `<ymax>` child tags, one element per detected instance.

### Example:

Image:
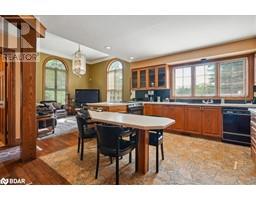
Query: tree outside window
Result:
<box><xmin>44</xmin><ymin>59</ymin><xmax>67</xmax><ymax>104</ymax></box>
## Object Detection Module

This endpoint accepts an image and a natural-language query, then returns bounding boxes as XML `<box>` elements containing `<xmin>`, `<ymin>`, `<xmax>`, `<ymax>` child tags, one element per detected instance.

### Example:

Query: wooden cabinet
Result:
<box><xmin>163</xmin><ymin>105</ymin><xmax>185</xmax><ymax>131</ymax></box>
<box><xmin>150</xmin><ymin>104</ymin><xmax>163</xmax><ymax>116</ymax></box>
<box><xmin>131</xmin><ymin>70</ymin><xmax>138</xmax><ymax>89</ymax></box>
<box><xmin>143</xmin><ymin>104</ymin><xmax>153</xmax><ymax>115</ymax></box>
<box><xmin>184</xmin><ymin>106</ymin><xmax>222</xmax><ymax>137</ymax></box>
<box><xmin>144</xmin><ymin>104</ymin><xmax>163</xmax><ymax>116</ymax></box>
<box><xmin>131</xmin><ymin>65</ymin><xmax>169</xmax><ymax>90</ymax></box>
<box><xmin>250</xmin><ymin>112</ymin><xmax>256</xmax><ymax>163</ymax></box>
<box><xmin>157</xmin><ymin>66</ymin><xmax>166</xmax><ymax>88</ymax></box>
<box><xmin>139</xmin><ymin>69</ymin><xmax>147</xmax><ymax>89</ymax></box>
<box><xmin>202</xmin><ymin>107</ymin><xmax>222</xmax><ymax>137</ymax></box>
<box><xmin>144</xmin><ymin>103</ymin><xmax>222</xmax><ymax>138</ymax></box>
<box><xmin>148</xmin><ymin>68</ymin><xmax>156</xmax><ymax>88</ymax></box>
<box><xmin>184</xmin><ymin>106</ymin><xmax>202</xmax><ymax>134</ymax></box>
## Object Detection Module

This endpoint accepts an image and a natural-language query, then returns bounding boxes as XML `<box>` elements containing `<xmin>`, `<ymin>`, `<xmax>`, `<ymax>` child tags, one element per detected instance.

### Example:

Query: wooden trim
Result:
<box><xmin>20</xmin><ymin>25</ymin><xmax>37</xmax><ymax>161</ymax></box>
<box><xmin>0</xmin><ymin>49</ymin><xmax>17</xmax><ymax>147</ymax></box>
<box><xmin>170</xmin><ymin>54</ymin><xmax>254</xmax><ymax>100</ymax></box>
<box><xmin>42</xmin><ymin>56</ymin><xmax>68</xmax><ymax>102</ymax></box>
<box><xmin>2</xmin><ymin>15</ymin><xmax>46</xmax><ymax>38</ymax></box>
<box><xmin>131</xmin><ymin>38</ymin><xmax>256</xmax><ymax>69</ymax></box>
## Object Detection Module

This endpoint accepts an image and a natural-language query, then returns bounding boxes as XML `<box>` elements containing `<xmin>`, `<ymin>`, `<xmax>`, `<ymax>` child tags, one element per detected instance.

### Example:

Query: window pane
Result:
<box><xmin>220</xmin><ymin>59</ymin><xmax>246</xmax><ymax>96</ymax></box>
<box><xmin>195</xmin><ymin>64</ymin><xmax>216</xmax><ymax>96</ymax></box>
<box><xmin>57</xmin><ymin>70</ymin><xmax>66</xmax><ymax>90</ymax></box>
<box><xmin>45</xmin><ymin>69</ymin><xmax>55</xmax><ymax>89</ymax></box>
<box><xmin>174</xmin><ymin>67</ymin><xmax>192</xmax><ymax>96</ymax></box>
<box><xmin>44</xmin><ymin>59</ymin><xmax>67</xmax><ymax>104</ymax></box>
<box><xmin>57</xmin><ymin>90</ymin><xmax>66</xmax><ymax>105</ymax></box>
<box><xmin>46</xmin><ymin>59</ymin><xmax>66</xmax><ymax>71</ymax></box>
<box><xmin>45</xmin><ymin>90</ymin><xmax>55</xmax><ymax>101</ymax></box>
<box><xmin>107</xmin><ymin>61</ymin><xmax>123</xmax><ymax>102</ymax></box>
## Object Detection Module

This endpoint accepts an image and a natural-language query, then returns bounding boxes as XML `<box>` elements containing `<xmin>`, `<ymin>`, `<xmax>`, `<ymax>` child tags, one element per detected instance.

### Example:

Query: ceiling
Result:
<box><xmin>37</xmin><ymin>32</ymin><xmax>110</xmax><ymax>64</ymax></box>
<box><xmin>37</xmin><ymin>15</ymin><xmax>256</xmax><ymax>63</ymax></box>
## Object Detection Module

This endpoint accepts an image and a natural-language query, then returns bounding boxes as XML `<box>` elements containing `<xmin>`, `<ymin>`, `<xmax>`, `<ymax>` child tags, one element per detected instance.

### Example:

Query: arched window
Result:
<box><xmin>44</xmin><ymin>59</ymin><xmax>67</xmax><ymax>104</ymax></box>
<box><xmin>107</xmin><ymin>60</ymin><xmax>123</xmax><ymax>102</ymax></box>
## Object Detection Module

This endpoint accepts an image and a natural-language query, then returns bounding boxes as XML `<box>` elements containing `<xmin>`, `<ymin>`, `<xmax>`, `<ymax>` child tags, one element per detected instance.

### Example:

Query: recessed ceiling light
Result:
<box><xmin>105</xmin><ymin>46</ymin><xmax>111</xmax><ymax>50</ymax></box>
<box><xmin>130</xmin><ymin>57</ymin><xmax>134</xmax><ymax>60</ymax></box>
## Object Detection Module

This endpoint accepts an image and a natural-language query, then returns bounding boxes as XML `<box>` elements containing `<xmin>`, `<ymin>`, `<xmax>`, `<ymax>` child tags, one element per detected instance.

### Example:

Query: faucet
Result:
<box><xmin>202</xmin><ymin>99</ymin><xmax>214</xmax><ymax>104</ymax></box>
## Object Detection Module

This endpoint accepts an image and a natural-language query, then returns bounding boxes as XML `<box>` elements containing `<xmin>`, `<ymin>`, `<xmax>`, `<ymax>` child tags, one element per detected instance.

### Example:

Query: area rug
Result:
<box><xmin>38</xmin><ymin>116</ymin><xmax>78</xmax><ymax>140</ymax></box>
<box><xmin>40</xmin><ymin>133</ymin><xmax>256</xmax><ymax>185</ymax></box>
<box><xmin>0</xmin><ymin>146</ymin><xmax>20</xmax><ymax>163</ymax></box>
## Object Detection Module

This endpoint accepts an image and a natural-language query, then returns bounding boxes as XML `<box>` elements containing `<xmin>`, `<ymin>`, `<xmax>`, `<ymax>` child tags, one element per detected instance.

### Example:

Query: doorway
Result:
<box><xmin>0</xmin><ymin>54</ymin><xmax>7</xmax><ymax>147</ymax></box>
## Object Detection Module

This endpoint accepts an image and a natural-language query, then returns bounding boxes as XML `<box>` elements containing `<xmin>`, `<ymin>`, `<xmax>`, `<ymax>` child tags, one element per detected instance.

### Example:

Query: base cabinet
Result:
<box><xmin>202</xmin><ymin>107</ymin><xmax>222</xmax><ymax>137</ymax></box>
<box><xmin>144</xmin><ymin>104</ymin><xmax>222</xmax><ymax>138</ymax></box>
<box><xmin>184</xmin><ymin>106</ymin><xmax>202</xmax><ymax>134</ymax></box>
<box><xmin>163</xmin><ymin>105</ymin><xmax>185</xmax><ymax>132</ymax></box>
<box><xmin>250</xmin><ymin>113</ymin><xmax>256</xmax><ymax>163</ymax></box>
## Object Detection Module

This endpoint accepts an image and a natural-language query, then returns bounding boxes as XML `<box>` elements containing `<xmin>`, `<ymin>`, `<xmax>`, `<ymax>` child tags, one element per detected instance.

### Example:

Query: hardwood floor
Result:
<box><xmin>0</xmin><ymin>131</ymin><xmax>79</xmax><ymax>185</ymax></box>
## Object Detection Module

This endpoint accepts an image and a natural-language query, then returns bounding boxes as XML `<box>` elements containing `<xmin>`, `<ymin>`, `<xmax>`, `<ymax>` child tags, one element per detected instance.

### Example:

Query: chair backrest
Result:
<box><xmin>96</xmin><ymin>124</ymin><xmax>123</xmax><ymax>151</ymax></box>
<box><xmin>76</xmin><ymin>112</ymin><xmax>88</xmax><ymax>137</ymax></box>
<box><xmin>79</xmin><ymin>108</ymin><xmax>91</xmax><ymax>119</ymax></box>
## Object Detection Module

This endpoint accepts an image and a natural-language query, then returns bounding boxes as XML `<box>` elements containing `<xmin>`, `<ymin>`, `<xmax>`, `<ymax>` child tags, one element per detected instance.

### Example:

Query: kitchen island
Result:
<box><xmin>88</xmin><ymin>110</ymin><xmax>175</xmax><ymax>174</ymax></box>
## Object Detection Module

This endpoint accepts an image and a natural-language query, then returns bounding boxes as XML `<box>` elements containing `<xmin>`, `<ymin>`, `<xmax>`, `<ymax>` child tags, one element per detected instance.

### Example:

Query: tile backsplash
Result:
<box><xmin>134</xmin><ymin>88</ymin><xmax>256</xmax><ymax>104</ymax></box>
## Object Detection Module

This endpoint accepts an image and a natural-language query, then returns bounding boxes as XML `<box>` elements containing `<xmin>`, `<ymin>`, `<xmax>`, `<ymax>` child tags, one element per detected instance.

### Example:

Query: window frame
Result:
<box><xmin>43</xmin><ymin>58</ymin><xmax>68</xmax><ymax>104</ymax></box>
<box><xmin>106</xmin><ymin>60</ymin><xmax>124</xmax><ymax>102</ymax></box>
<box><xmin>171</xmin><ymin>54</ymin><xmax>253</xmax><ymax>100</ymax></box>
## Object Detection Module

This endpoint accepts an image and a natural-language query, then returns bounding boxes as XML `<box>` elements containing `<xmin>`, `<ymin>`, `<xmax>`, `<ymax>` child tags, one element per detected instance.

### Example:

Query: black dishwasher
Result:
<box><xmin>222</xmin><ymin>107</ymin><xmax>251</xmax><ymax>146</ymax></box>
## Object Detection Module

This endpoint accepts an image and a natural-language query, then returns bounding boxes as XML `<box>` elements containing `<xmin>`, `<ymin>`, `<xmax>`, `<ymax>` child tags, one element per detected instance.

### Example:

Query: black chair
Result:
<box><xmin>149</xmin><ymin>129</ymin><xmax>164</xmax><ymax>173</ymax></box>
<box><xmin>76</xmin><ymin>112</ymin><xmax>97</xmax><ymax>161</ymax></box>
<box><xmin>95</xmin><ymin>124</ymin><xmax>136</xmax><ymax>185</ymax></box>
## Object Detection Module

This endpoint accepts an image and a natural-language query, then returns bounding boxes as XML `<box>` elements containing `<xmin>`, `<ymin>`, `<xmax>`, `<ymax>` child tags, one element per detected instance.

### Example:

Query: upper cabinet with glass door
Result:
<box><xmin>139</xmin><ymin>69</ymin><xmax>147</xmax><ymax>88</ymax></box>
<box><xmin>148</xmin><ymin>68</ymin><xmax>156</xmax><ymax>88</ymax></box>
<box><xmin>131</xmin><ymin>70</ymin><xmax>138</xmax><ymax>89</ymax></box>
<box><xmin>131</xmin><ymin>65</ymin><xmax>169</xmax><ymax>89</ymax></box>
<box><xmin>157</xmin><ymin>66</ymin><xmax>168</xmax><ymax>88</ymax></box>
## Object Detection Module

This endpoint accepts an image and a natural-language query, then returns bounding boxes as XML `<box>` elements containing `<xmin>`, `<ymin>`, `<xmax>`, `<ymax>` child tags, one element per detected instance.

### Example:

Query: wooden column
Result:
<box><xmin>137</xmin><ymin>130</ymin><xmax>149</xmax><ymax>174</ymax></box>
<box><xmin>20</xmin><ymin>26</ymin><xmax>37</xmax><ymax>161</ymax></box>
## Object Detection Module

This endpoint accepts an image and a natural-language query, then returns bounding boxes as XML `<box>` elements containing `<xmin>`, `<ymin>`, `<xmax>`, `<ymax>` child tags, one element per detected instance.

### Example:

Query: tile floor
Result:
<box><xmin>41</xmin><ymin>133</ymin><xmax>256</xmax><ymax>185</ymax></box>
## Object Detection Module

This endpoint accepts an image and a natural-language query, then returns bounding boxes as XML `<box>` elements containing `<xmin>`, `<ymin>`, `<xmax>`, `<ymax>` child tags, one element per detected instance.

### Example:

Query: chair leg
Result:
<box><xmin>77</xmin><ymin>137</ymin><xmax>80</xmax><ymax>153</ymax></box>
<box><xmin>156</xmin><ymin>145</ymin><xmax>159</xmax><ymax>173</ymax></box>
<box><xmin>129</xmin><ymin>152</ymin><xmax>132</xmax><ymax>163</ymax></box>
<box><xmin>116</xmin><ymin>156</ymin><xmax>119</xmax><ymax>185</ymax></box>
<box><xmin>161</xmin><ymin>143</ymin><xmax>164</xmax><ymax>160</ymax></box>
<box><xmin>80</xmin><ymin>138</ymin><xmax>84</xmax><ymax>161</ymax></box>
<box><xmin>95</xmin><ymin>149</ymin><xmax>100</xmax><ymax>179</ymax></box>
<box><xmin>110</xmin><ymin>156</ymin><xmax>113</xmax><ymax>164</ymax></box>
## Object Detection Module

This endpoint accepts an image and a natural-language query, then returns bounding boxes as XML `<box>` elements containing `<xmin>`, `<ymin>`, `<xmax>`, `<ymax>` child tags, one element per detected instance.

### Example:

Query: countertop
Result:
<box><xmin>88</xmin><ymin>110</ymin><xmax>175</xmax><ymax>130</ymax></box>
<box><xmin>143</xmin><ymin>101</ymin><xmax>256</xmax><ymax>108</ymax></box>
<box><xmin>87</xmin><ymin>101</ymin><xmax>256</xmax><ymax>108</ymax></box>
<box><xmin>249</xmin><ymin>108</ymin><xmax>256</xmax><ymax>114</ymax></box>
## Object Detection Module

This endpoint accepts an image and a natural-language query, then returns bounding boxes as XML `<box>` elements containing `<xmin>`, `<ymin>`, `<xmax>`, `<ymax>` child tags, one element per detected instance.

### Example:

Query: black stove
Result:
<box><xmin>127</xmin><ymin>102</ymin><xmax>144</xmax><ymax>115</ymax></box>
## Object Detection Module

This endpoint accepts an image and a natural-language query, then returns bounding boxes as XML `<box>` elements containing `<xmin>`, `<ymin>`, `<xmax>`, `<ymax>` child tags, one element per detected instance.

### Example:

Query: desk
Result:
<box><xmin>88</xmin><ymin>110</ymin><xmax>175</xmax><ymax>174</ymax></box>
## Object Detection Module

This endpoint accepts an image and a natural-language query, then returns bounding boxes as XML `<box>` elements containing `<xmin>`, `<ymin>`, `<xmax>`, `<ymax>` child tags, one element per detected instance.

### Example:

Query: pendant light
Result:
<box><xmin>72</xmin><ymin>44</ymin><xmax>86</xmax><ymax>76</ymax></box>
